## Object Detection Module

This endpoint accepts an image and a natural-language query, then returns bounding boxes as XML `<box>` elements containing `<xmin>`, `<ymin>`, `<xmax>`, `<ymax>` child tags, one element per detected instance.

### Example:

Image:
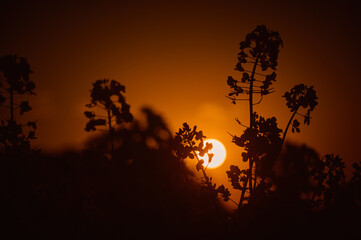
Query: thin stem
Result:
<box><xmin>229</xmin><ymin>198</ymin><xmax>239</xmax><ymax>207</ymax></box>
<box><xmin>186</xmin><ymin>139</ymin><xmax>227</xmax><ymax>224</ymax></box>
<box><xmin>187</xmin><ymin>139</ymin><xmax>211</xmax><ymax>186</ymax></box>
<box><xmin>95</xmin><ymin>104</ymin><xmax>107</xmax><ymax>110</ymax></box>
<box><xmin>227</xmin><ymin>131</ymin><xmax>234</xmax><ymax>137</ymax></box>
<box><xmin>282</xmin><ymin>105</ymin><xmax>300</xmax><ymax>145</ymax></box>
<box><xmin>235</xmin><ymin>118</ymin><xmax>249</xmax><ymax>128</ymax></box>
<box><xmin>191</xmin><ymin>176</ymin><xmax>207</xmax><ymax>182</ymax></box>
<box><xmin>107</xmin><ymin>109</ymin><xmax>114</xmax><ymax>154</ymax></box>
<box><xmin>254</xmin><ymin>161</ymin><xmax>257</xmax><ymax>189</ymax></box>
<box><xmin>238</xmin><ymin>54</ymin><xmax>260</xmax><ymax>208</ymax></box>
<box><xmin>296</xmin><ymin>111</ymin><xmax>309</xmax><ymax>118</ymax></box>
<box><xmin>233</xmin><ymin>84</ymin><xmax>264</xmax><ymax>88</ymax></box>
<box><xmin>238</xmin><ymin>177</ymin><xmax>249</xmax><ymax>208</ymax></box>
<box><xmin>204</xmin><ymin>161</ymin><xmax>210</xmax><ymax>171</ymax></box>
<box><xmin>226</xmin><ymin>96</ymin><xmax>249</xmax><ymax>101</ymax></box>
<box><xmin>244</xmin><ymin>70</ymin><xmax>267</xmax><ymax>77</ymax></box>
<box><xmin>253</xmin><ymin>95</ymin><xmax>263</xmax><ymax>105</ymax></box>
<box><xmin>245</xmin><ymin>56</ymin><xmax>256</xmax><ymax>61</ymax></box>
<box><xmin>248</xmin><ymin>54</ymin><xmax>260</xmax><ymax>197</ymax></box>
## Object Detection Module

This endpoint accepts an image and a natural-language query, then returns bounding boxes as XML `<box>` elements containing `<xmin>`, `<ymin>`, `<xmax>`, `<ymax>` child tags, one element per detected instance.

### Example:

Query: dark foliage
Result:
<box><xmin>1</xmin><ymin>108</ymin><xmax>227</xmax><ymax>239</ymax></box>
<box><xmin>227</xmin><ymin>25</ymin><xmax>282</xmax><ymax>103</ymax></box>
<box><xmin>84</xmin><ymin>79</ymin><xmax>133</xmax><ymax>153</ymax></box>
<box><xmin>0</xmin><ymin>55</ymin><xmax>38</xmax><ymax>156</ymax></box>
<box><xmin>0</xmin><ymin>120</ymin><xmax>37</xmax><ymax>156</ymax></box>
<box><xmin>0</xmin><ymin>55</ymin><xmax>35</xmax><ymax>95</ymax></box>
<box><xmin>3</xmin><ymin>24</ymin><xmax>361</xmax><ymax>239</ymax></box>
<box><xmin>225</xmin><ymin>25</ymin><xmax>322</xmax><ymax>211</ymax></box>
<box><xmin>226</xmin><ymin>25</ymin><xmax>285</xmax><ymax>206</ymax></box>
<box><xmin>227</xmin><ymin>144</ymin><xmax>360</xmax><ymax>239</ymax></box>
<box><xmin>221</xmin><ymin>25</ymin><xmax>361</xmax><ymax>239</ymax></box>
<box><xmin>85</xmin><ymin>79</ymin><xmax>133</xmax><ymax>131</ymax></box>
<box><xmin>282</xmin><ymin>84</ymin><xmax>318</xmax><ymax>142</ymax></box>
<box><xmin>0</xmin><ymin>55</ymin><xmax>35</xmax><ymax>119</ymax></box>
<box><xmin>174</xmin><ymin>122</ymin><xmax>231</xmax><ymax>203</ymax></box>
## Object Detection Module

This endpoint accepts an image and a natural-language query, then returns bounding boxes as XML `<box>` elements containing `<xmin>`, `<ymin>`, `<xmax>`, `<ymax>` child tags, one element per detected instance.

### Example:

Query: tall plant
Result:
<box><xmin>0</xmin><ymin>55</ymin><xmax>37</xmax><ymax>154</ymax></box>
<box><xmin>84</xmin><ymin>79</ymin><xmax>133</xmax><ymax>153</ymax></box>
<box><xmin>227</xmin><ymin>25</ymin><xmax>283</xmax><ymax>205</ymax></box>
<box><xmin>226</xmin><ymin>25</ymin><xmax>318</xmax><ymax>207</ymax></box>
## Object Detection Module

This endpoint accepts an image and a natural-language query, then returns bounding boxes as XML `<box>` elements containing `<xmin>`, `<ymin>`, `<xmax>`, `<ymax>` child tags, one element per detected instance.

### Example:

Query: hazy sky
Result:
<box><xmin>1</xmin><ymin>0</ymin><xmax>361</xmax><ymax>189</ymax></box>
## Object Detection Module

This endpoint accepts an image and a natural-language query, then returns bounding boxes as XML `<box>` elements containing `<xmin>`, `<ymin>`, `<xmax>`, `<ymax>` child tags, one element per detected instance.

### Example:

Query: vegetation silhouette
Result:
<box><xmin>0</xmin><ymin>55</ymin><xmax>35</xmax><ymax>121</ymax></box>
<box><xmin>1</xmin><ymin>25</ymin><xmax>361</xmax><ymax>239</ymax></box>
<box><xmin>0</xmin><ymin>54</ymin><xmax>38</xmax><ymax>157</ymax></box>
<box><xmin>84</xmin><ymin>79</ymin><xmax>133</xmax><ymax>154</ymax></box>
<box><xmin>175</xmin><ymin>25</ymin><xmax>361</xmax><ymax>238</ymax></box>
<box><xmin>225</xmin><ymin>25</ymin><xmax>319</xmax><ymax>209</ymax></box>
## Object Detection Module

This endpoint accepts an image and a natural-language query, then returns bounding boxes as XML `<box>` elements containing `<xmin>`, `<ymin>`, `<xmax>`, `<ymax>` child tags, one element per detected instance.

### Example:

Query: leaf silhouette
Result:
<box><xmin>27</xmin><ymin>130</ymin><xmax>36</xmax><ymax>139</ymax></box>
<box><xmin>27</xmin><ymin>121</ymin><xmax>37</xmax><ymax>129</ymax></box>
<box><xmin>19</xmin><ymin>101</ymin><xmax>32</xmax><ymax>115</ymax></box>
<box><xmin>207</xmin><ymin>153</ymin><xmax>214</xmax><ymax>163</ymax></box>
<box><xmin>85</xmin><ymin>119</ymin><xmax>106</xmax><ymax>132</ymax></box>
<box><xmin>196</xmin><ymin>160</ymin><xmax>204</xmax><ymax>171</ymax></box>
<box><xmin>84</xmin><ymin>111</ymin><xmax>95</xmax><ymax>119</ymax></box>
<box><xmin>216</xmin><ymin>185</ymin><xmax>231</xmax><ymax>202</ymax></box>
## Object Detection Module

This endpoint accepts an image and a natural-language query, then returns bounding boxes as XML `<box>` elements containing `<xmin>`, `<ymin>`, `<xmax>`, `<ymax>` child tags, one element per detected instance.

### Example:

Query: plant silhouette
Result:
<box><xmin>1</xmin><ymin>107</ymin><xmax>228</xmax><ymax>239</ymax></box>
<box><xmin>168</xmin><ymin>26</ymin><xmax>361</xmax><ymax>238</ymax></box>
<box><xmin>226</xmin><ymin>25</ymin><xmax>323</xmax><ymax>209</ymax></box>
<box><xmin>282</xmin><ymin>84</ymin><xmax>318</xmax><ymax>144</ymax></box>
<box><xmin>0</xmin><ymin>55</ymin><xmax>37</xmax><ymax>156</ymax></box>
<box><xmin>220</xmin><ymin>26</ymin><xmax>359</xmax><ymax>237</ymax></box>
<box><xmin>226</xmin><ymin>25</ymin><xmax>285</xmax><ymax>206</ymax></box>
<box><xmin>84</xmin><ymin>79</ymin><xmax>133</xmax><ymax>153</ymax></box>
<box><xmin>174</xmin><ymin>123</ymin><xmax>231</xmax><ymax>203</ymax></box>
<box><xmin>0</xmin><ymin>55</ymin><xmax>35</xmax><ymax>121</ymax></box>
<box><xmin>2</xmin><ymin>25</ymin><xmax>361</xmax><ymax>239</ymax></box>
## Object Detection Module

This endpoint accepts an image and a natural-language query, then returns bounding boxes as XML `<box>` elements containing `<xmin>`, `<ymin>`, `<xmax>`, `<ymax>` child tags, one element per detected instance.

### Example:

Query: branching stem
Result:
<box><xmin>186</xmin><ymin>139</ymin><xmax>211</xmax><ymax>187</ymax></box>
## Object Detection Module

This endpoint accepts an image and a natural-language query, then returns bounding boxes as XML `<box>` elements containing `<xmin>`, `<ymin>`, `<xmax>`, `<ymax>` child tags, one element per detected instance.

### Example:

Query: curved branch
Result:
<box><xmin>282</xmin><ymin>105</ymin><xmax>300</xmax><ymax>145</ymax></box>
<box><xmin>253</xmin><ymin>95</ymin><xmax>263</xmax><ymax>105</ymax></box>
<box><xmin>226</xmin><ymin>96</ymin><xmax>249</xmax><ymax>101</ymax></box>
<box><xmin>229</xmin><ymin>198</ymin><xmax>239</xmax><ymax>207</ymax></box>
<box><xmin>244</xmin><ymin>70</ymin><xmax>268</xmax><ymax>77</ymax></box>
<box><xmin>235</xmin><ymin>118</ymin><xmax>249</xmax><ymax>128</ymax></box>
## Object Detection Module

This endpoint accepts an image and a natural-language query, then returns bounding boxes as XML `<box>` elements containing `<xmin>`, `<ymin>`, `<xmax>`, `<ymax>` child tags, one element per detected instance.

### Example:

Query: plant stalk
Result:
<box><xmin>248</xmin><ymin>54</ymin><xmax>260</xmax><ymax>196</ymax></box>
<box><xmin>187</xmin><ymin>139</ymin><xmax>211</xmax><ymax>186</ymax></box>
<box><xmin>107</xmin><ymin>109</ymin><xmax>114</xmax><ymax>154</ymax></box>
<box><xmin>238</xmin><ymin>54</ymin><xmax>260</xmax><ymax>208</ymax></box>
<box><xmin>282</xmin><ymin>105</ymin><xmax>300</xmax><ymax>145</ymax></box>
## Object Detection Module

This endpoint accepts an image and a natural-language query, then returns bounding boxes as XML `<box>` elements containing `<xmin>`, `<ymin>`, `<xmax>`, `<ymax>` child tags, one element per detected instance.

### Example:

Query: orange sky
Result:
<box><xmin>1</xmin><ymin>1</ymin><xmax>361</xmax><ymax>206</ymax></box>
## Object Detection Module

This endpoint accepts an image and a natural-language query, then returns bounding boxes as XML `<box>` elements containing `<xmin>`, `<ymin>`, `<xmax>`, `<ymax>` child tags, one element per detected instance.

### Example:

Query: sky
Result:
<box><xmin>1</xmin><ymin>0</ymin><xmax>361</xmax><ymax>201</ymax></box>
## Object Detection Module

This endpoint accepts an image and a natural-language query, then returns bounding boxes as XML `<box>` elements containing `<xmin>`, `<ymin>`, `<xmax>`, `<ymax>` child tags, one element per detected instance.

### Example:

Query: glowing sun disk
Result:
<box><xmin>198</xmin><ymin>139</ymin><xmax>226</xmax><ymax>169</ymax></box>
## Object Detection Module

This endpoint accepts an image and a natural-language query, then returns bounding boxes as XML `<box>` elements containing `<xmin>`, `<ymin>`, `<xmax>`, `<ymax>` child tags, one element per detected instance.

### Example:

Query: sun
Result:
<box><xmin>198</xmin><ymin>139</ymin><xmax>227</xmax><ymax>169</ymax></box>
